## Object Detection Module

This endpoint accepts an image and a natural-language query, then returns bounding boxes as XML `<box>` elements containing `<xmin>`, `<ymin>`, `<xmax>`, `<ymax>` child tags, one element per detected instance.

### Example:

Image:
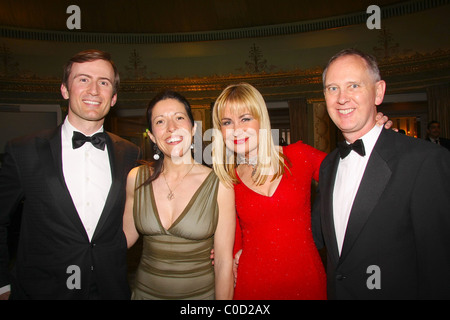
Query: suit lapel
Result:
<box><xmin>321</xmin><ymin>150</ymin><xmax>341</xmax><ymax>265</ymax></box>
<box><xmin>339</xmin><ymin>129</ymin><xmax>393</xmax><ymax>261</ymax></box>
<box><xmin>36</xmin><ymin>126</ymin><xmax>89</xmax><ymax>240</ymax></box>
<box><xmin>91</xmin><ymin>133</ymin><xmax>122</xmax><ymax>240</ymax></box>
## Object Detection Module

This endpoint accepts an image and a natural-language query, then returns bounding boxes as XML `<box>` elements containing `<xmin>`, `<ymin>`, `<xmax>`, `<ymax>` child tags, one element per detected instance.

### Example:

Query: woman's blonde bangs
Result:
<box><xmin>215</xmin><ymin>84</ymin><xmax>263</xmax><ymax>123</ymax></box>
<box><xmin>212</xmin><ymin>83</ymin><xmax>290</xmax><ymax>187</ymax></box>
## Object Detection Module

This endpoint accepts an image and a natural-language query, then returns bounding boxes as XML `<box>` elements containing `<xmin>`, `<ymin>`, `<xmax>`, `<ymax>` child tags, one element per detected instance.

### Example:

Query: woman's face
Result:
<box><xmin>219</xmin><ymin>103</ymin><xmax>260</xmax><ymax>158</ymax></box>
<box><xmin>148</xmin><ymin>98</ymin><xmax>196</xmax><ymax>162</ymax></box>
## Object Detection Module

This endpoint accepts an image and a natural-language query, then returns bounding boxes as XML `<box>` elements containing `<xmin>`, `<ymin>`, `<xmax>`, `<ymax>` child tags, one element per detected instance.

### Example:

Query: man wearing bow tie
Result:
<box><xmin>0</xmin><ymin>50</ymin><xmax>140</xmax><ymax>299</ymax></box>
<box><xmin>312</xmin><ymin>49</ymin><xmax>450</xmax><ymax>299</ymax></box>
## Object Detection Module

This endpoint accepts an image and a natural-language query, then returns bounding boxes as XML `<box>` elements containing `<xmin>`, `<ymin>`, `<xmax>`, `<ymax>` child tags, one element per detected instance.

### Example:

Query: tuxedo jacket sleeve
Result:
<box><xmin>313</xmin><ymin>128</ymin><xmax>450</xmax><ymax>299</ymax></box>
<box><xmin>0</xmin><ymin>126</ymin><xmax>140</xmax><ymax>299</ymax></box>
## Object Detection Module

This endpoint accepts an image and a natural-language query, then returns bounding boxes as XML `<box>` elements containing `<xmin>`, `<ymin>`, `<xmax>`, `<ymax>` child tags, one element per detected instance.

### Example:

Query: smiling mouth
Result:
<box><xmin>234</xmin><ymin>137</ymin><xmax>249</xmax><ymax>145</ymax></box>
<box><xmin>338</xmin><ymin>108</ymin><xmax>355</xmax><ymax>115</ymax></box>
<box><xmin>83</xmin><ymin>100</ymin><xmax>101</xmax><ymax>106</ymax></box>
<box><xmin>166</xmin><ymin>136</ymin><xmax>183</xmax><ymax>144</ymax></box>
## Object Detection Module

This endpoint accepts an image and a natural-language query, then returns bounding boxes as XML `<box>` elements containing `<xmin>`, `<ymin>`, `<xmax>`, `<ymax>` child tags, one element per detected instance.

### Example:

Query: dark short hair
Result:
<box><xmin>322</xmin><ymin>48</ymin><xmax>381</xmax><ymax>87</ymax></box>
<box><xmin>428</xmin><ymin>120</ymin><xmax>440</xmax><ymax>130</ymax></box>
<box><xmin>62</xmin><ymin>49</ymin><xmax>120</xmax><ymax>95</ymax></box>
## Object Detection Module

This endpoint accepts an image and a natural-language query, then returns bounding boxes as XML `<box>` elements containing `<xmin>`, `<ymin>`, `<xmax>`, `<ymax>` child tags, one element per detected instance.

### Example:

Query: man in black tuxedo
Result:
<box><xmin>0</xmin><ymin>50</ymin><xmax>140</xmax><ymax>299</ymax></box>
<box><xmin>313</xmin><ymin>49</ymin><xmax>450</xmax><ymax>299</ymax></box>
<box><xmin>426</xmin><ymin>120</ymin><xmax>450</xmax><ymax>151</ymax></box>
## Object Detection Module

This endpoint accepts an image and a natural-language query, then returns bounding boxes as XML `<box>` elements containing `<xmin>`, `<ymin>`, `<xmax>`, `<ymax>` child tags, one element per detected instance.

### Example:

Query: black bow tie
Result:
<box><xmin>338</xmin><ymin>139</ymin><xmax>365</xmax><ymax>159</ymax></box>
<box><xmin>72</xmin><ymin>131</ymin><xmax>106</xmax><ymax>150</ymax></box>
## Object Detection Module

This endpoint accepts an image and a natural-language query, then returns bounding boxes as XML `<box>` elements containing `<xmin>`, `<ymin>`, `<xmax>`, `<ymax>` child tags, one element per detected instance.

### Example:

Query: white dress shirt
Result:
<box><xmin>61</xmin><ymin>117</ymin><xmax>112</xmax><ymax>241</ymax></box>
<box><xmin>429</xmin><ymin>137</ymin><xmax>440</xmax><ymax>145</ymax></box>
<box><xmin>333</xmin><ymin>124</ymin><xmax>382</xmax><ymax>255</ymax></box>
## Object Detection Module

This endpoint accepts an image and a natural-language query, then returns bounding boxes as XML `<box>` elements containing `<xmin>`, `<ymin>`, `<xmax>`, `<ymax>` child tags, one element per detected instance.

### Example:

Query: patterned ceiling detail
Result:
<box><xmin>1</xmin><ymin>0</ymin><xmax>447</xmax><ymax>44</ymax></box>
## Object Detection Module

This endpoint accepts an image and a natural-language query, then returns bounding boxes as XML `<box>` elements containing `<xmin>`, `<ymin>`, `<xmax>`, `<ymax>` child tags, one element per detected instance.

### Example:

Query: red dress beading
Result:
<box><xmin>233</xmin><ymin>141</ymin><xmax>327</xmax><ymax>300</ymax></box>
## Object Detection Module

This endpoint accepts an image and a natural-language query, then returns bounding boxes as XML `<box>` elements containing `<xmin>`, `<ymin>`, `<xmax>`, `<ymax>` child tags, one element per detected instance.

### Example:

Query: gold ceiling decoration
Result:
<box><xmin>0</xmin><ymin>0</ymin><xmax>406</xmax><ymax>34</ymax></box>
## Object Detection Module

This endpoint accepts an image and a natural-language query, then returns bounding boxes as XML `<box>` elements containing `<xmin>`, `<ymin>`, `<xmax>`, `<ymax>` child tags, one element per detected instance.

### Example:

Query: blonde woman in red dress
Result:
<box><xmin>211</xmin><ymin>83</ymin><xmax>327</xmax><ymax>299</ymax></box>
<box><xmin>211</xmin><ymin>83</ymin><xmax>390</xmax><ymax>300</ymax></box>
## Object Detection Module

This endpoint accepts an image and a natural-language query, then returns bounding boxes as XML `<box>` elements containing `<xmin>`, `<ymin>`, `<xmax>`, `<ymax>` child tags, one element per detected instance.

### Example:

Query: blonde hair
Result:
<box><xmin>212</xmin><ymin>83</ymin><xmax>289</xmax><ymax>187</ymax></box>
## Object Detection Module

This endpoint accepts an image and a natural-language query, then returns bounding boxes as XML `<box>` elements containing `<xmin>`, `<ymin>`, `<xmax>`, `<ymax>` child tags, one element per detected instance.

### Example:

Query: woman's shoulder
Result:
<box><xmin>189</xmin><ymin>164</ymin><xmax>217</xmax><ymax>185</ymax></box>
<box><xmin>199</xmin><ymin>165</ymin><xmax>220</xmax><ymax>184</ymax></box>
<box><xmin>282</xmin><ymin>141</ymin><xmax>327</xmax><ymax>165</ymax></box>
<box><xmin>197</xmin><ymin>163</ymin><xmax>213</xmax><ymax>174</ymax></box>
<box><xmin>283</xmin><ymin>140</ymin><xmax>318</xmax><ymax>155</ymax></box>
<box><xmin>129</xmin><ymin>164</ymin><xmax>152</xmax><ymax>182</ymax></box>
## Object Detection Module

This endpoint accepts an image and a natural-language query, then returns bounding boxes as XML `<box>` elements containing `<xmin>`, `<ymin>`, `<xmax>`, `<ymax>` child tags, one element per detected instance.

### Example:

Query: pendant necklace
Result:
<box><xmin>162</xmin><ymin>163</ymin><xmax>195</xmax><ymax>200</ymax></box>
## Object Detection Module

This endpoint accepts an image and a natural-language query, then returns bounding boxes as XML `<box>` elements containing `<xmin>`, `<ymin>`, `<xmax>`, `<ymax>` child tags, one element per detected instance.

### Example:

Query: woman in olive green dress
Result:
<box><xmin>123</xmin><ymin>90</ymin><xmax>235</xmax><ymax>300</ymax></box>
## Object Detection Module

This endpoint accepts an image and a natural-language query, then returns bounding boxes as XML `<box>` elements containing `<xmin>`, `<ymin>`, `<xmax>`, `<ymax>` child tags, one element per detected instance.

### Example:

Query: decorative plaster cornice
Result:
<box><xmin>1</xmin><ymin>0</ymin><xmax>448</xmax><ymax>43</ymax></box>
<box><xmin>1</xmin><ymin>49</ymin><xmax>449</xmax><ymax>106</ymax></box>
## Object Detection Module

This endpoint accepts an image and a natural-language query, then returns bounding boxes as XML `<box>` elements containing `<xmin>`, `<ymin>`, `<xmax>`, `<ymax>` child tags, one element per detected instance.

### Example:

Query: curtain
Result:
<box><xmin>288</xmin><ymin>98</ymin><xmax>308</xmax><ymax>144</ymax></box>
<box><xmin>427</xmin><ymin>83</ymin><xmax>450</xmax><ymax>138</ymax></box>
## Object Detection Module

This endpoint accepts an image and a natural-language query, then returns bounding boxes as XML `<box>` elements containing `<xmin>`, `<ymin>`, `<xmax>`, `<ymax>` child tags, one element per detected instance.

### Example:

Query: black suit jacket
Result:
<box><xmin>426</xmin><ymin>137</ymin><xmax>450</xmax><ymax>151</ymax></box>
<box><xmin>0</xmin><ymin>126</ymin><xmax>140</xmax><ymax>299</ymax></box>
<box><xmin>313</xmin><ymin>128</ymin><xmax>450</xmax><ymax>299</ymax></box>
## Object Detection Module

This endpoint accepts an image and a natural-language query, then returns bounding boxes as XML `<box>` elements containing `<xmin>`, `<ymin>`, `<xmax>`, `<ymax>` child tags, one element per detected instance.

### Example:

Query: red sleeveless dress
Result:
<box><xmin>233</xmin><ymin>141</ymin><xmax>327</xmax><ymax>300</ymax></box>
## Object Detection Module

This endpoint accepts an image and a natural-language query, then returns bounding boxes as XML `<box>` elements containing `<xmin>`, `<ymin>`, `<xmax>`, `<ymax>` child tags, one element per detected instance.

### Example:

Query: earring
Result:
<box><xmin>190</xmin><ymin>143</ymin><xmax>194</xmax><ymax>150</ymax></box>
<box><xmin>153</xmin><ymin>144</ymin><xmax>161</xmax><ymax>160</ymax></box>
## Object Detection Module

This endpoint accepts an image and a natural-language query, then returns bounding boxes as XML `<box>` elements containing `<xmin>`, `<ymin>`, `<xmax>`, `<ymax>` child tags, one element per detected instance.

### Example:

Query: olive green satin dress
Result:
<box><xmin>131</xmin><ymin>166</ymin><xmax>219</xmax><ymax>300</ymax></box>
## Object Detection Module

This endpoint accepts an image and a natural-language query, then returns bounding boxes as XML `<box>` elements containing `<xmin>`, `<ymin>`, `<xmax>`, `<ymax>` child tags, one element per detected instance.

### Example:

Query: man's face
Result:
<box><xmin>427</xmin><ymin>123</ymin><xmax>441</xmax><ymax>139</ymax></box>
<box><xmin>324</xmin><ymin>55</ymin><xmax>386</xmax><ymax>142</ymax></box>
<box><xmin>61</xmin><ymin>59</ymin><xmax>117</xmax><ymax>127</ymax></box>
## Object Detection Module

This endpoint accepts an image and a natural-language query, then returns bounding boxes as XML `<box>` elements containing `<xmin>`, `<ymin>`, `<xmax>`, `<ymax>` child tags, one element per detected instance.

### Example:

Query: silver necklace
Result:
<box><xmin>237</xmin><ymin>154</ymin><xmax>258</xmax><ymax>177</ymax></box>
<box><xmin>162</xmin><ymin>164</ymin><xmax>195</xmax><ymax>200</ymax></box>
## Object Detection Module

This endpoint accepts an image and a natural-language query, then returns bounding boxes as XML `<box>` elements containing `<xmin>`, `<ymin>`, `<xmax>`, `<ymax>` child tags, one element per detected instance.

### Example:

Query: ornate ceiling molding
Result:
<box><xmin>1</xmin><ymin>49</ymin><xmax>449</xmax><ymax>107</ymax></box>
<box><xmin>1</xmin><ymin>0</ymin><xmax>448</xmax><ymax>44</ymax></box>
